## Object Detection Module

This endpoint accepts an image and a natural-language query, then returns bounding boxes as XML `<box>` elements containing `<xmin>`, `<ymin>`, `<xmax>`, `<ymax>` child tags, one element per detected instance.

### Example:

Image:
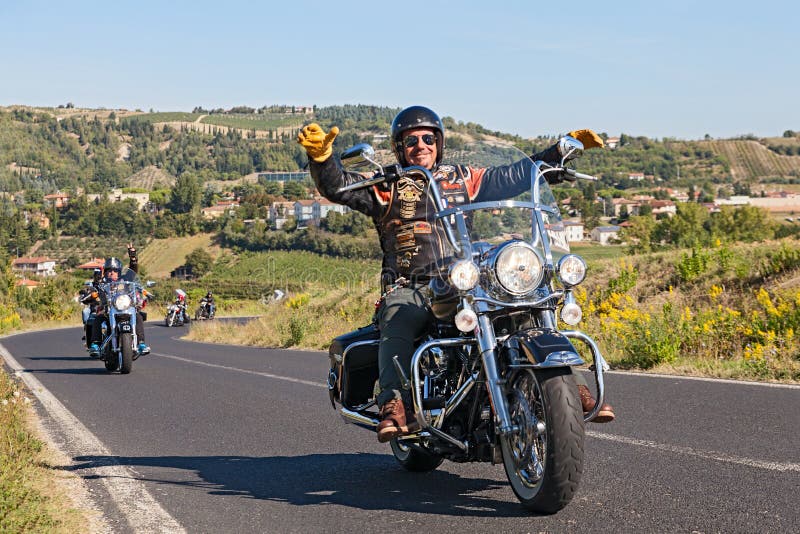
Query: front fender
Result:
<box><xmin>504</xmin><ymin>328</ymin><xmax>584</xmax><ymax>367</ymax></box>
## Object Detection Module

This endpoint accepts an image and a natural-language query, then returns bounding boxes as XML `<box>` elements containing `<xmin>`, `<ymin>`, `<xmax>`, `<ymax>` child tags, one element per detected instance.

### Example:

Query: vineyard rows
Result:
<box><xmin>710</xmin><ymin>140</ymin><xmax>800</xmax><ymax>181</ymax></box>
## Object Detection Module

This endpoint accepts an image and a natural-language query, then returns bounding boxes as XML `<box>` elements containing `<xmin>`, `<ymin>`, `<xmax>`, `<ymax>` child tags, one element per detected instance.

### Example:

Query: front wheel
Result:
<box><xmin>500</xmin><ymin>368</ymin><xmax>584</xmax><ymax>514</ymax></box>
<box><xmin>119</xmin><ymin>332</ymin><xmax>134</xmax><ymax>374</ymax></box>
<box><xmin>390</xmin><ymin>439</ymin><xmax>443</xmax><ymax>472</ymax></box>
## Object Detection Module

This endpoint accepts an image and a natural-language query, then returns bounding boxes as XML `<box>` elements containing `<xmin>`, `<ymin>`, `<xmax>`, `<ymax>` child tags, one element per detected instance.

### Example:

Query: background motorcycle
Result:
<box><xmin>165</xmin><ymin>302</ymin><xmax>188</xmax><ymax>327</ymax></box>
<box><xmin>97</xmin><ymin>280</ymin><xmax>143</xmax><ymax>373</ymax></box>
<box><xmin>195</xmin><ymin>300</ymin><xmax>215</xmax><ymax>321</ymax></box>
<box><xmin>326</xmin><ymin>137</ymin><xmax>608</xmax><ymax>513</ymax></box>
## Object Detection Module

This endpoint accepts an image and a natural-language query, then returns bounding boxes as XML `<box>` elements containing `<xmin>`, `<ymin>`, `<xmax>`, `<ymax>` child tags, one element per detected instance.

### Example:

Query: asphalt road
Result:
<box><xmin>2</xmin><ymin>321</ymin><xmax>799</xmax><ymax>533</ymax></box>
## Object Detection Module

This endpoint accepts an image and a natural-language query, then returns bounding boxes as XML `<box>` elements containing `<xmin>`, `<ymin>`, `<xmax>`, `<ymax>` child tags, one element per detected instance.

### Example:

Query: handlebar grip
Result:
<box><xmin>564</xmin><ymin>168</ymin><xmax>598</xmax><ymax>181</ymax></box>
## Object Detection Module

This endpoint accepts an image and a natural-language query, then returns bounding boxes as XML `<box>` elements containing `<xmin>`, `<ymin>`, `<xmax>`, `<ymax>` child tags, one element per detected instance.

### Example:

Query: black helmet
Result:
<box><xmin>206</xmin><ymin>291</ymin><xmax>213</xmax><ymax>297</ymax></box>
<box><xmin>391</xmin><ymin>106</ymin><xmax>445</xmax><ymax>167</ymax></box>
<box><xmin>92</xmin><ymin>268</ymin><xmax>102</xmax><ymax>279</ymax></box>
<box><xmin>103</xmin><ymin>257</ymin><xmax>122</xmax><ymax>273</ymax></box>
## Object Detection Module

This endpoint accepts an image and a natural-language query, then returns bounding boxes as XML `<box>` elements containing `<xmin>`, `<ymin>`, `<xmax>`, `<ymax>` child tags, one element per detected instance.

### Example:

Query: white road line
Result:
<box><xmin>0</xmin><ymin>343</ymin><xmax>186</xmax><ymax>534</ymax></box>
<box><xmin>587</xmin><ymin>431</ymin><xmax>800</xmax><ymax>473</ymax></box>
<box><xmin>155</xmin><ymin>351</ymin><xmax>326</xmax><ymax>388</ymax></box>
<box><xmin>603</xmin><ymin>369</ymin><xmax>800</xmax><ymax>389</ymax></box>
<box><xmin>157</xmin><ymin>350</ymin><xmax>800</xmax><ymax>475</ymax></box>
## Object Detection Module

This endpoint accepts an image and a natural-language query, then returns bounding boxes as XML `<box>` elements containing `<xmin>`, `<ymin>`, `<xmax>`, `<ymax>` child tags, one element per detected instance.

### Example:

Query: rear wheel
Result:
<box><xmin>500</xmin><ymin>368</ymin><xmax>584</xmax><ymax>514</ymax></box>
<box><xmin>390</xmin><ymin>439</ymin><xmax>443</xmax><ymax>472</ymax></box>
<box><xmin>119</xmin><ymin>333</ymin><xmax>133</xmax><ymax>374</ymax></box>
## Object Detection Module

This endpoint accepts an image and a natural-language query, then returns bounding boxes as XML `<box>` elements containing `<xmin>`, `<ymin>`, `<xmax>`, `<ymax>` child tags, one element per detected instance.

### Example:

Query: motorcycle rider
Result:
<box><xmin>199</xmin><ymin>291</ymin><xmax>215</xmax><ymax>318</ymax></box>
<box><xmin>172</xmin><ymin>290</ymin><xmax>190</xmax><ymax>323</ymax></box>
<box><xmin>80</xmin><ymin>268</ymin><xmax>104</xmax><ymax>347</ymax></box>
<box><xmin>88</xmin><ymin>244</ymin><xmax>150</xmax><ymax>357</ymax></box>
<box><xmin>299</xmin><ymin>106</ymin><xmax>615</xmax><ymax>443</ymax></box>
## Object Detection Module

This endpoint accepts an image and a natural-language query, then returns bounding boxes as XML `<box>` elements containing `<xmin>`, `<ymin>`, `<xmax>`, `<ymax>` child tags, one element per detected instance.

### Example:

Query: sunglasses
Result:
<box><xmin>402</xmin><ymin>133</ymin><xmax>436</xmax><ymax>148</ymax></box>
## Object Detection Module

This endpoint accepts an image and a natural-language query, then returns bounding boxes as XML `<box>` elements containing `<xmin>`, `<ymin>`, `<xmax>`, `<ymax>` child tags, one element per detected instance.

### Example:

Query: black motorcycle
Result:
<box><xmin>195</xmin><ymin>299</ymin><xmax>215</xmax><ymax>321</ymax></box>
<box><xmin>326</xmin><ymin>137</ymin><xmax>609</xmax><ymax>513</ymax></box>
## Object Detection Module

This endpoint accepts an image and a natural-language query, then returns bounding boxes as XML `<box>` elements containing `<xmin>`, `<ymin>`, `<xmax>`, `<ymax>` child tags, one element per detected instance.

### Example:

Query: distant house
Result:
<box><xmin>313</xmin><ymin>199</ymin><xmax>349</xmax><ymax>224</ymax></box>
<box><xmin>170</xmin><ymin>265</ymin><xmax>194</xmax><ymax>280</ymax></box>
<box><xmin>269</xmin><ymin>200</ymin><xmax>296</xmax><ymax>229</ymax></box>
<box><xmin>109</xmin><ymin>189</ymin><xmax>150</xmax><ymax>210</ymax></box>
<box><xmin>590</xmin><ymin>226</ymin><xmax>620</xmax><ymax>245</ymax></box>
<box><xmin>43</xmin><ymin>192</ymin><xmax>70</xmax><ymax>209</ymax></box>
<box><xmin>610</xmin><ymin>198</ymin><xmax>641</xmax><ymax>217</ymax></box>
<box><xmin>11</xmin><ymin>257</ymin><xmax>57</xmax><ymax>277</ymax></box>
<box><xmin>77</xmin><ymin>258</ymin><xmax>105</xmax><ymax>271</ymax></box>
<box><xmin>563</xmin><ymin>220</ymin><xmax>585</xmax><ymax>242</ymax></box>
<box><xmin>15</xmin><ymin>278</ymin><xmax>40</xmax><ymax>290</ymax></box>
<box><xmin>648</xmin><ymin>200</ymin><xmax>677</xmax><ymax>217</ymax></box>
<box><xmin>22</xmin><ymin>210</ymin><xmax>50</xmax><ymax>229</ymax></box>
<box><xmin>627</xmin><ymin>172</ymin><xmax>645</xmax><ymax>182</ymax></box>
<box><xmin>201</xmin><ymin>200</ymin><xmax>239</xmax><ymax>219</ymax></box>
<box><xmin>294</xmin><ymin>199</ymin><xmax>316</xmax><ymax>225</ymax></box>
<box><xmin>86</xmin><ymin>189</ymin><xmax>151</xmax><ymax>210</ymax></box>
<box><xmin>606</xmin><ymin>137</ymin><xmax>620</xmax><ymax>149</ymax></box>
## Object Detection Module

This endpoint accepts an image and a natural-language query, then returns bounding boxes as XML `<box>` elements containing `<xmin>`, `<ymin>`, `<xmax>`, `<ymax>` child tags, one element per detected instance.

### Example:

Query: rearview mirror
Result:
<box><xmin>340</xmin><ymin>143</ymin><xmax>380</xmax><ymax>171</ymax></box>
<box><xmin>558</xmin><ymin>136</ymin><xmax>584</xmax><ymax>163</ymax></box>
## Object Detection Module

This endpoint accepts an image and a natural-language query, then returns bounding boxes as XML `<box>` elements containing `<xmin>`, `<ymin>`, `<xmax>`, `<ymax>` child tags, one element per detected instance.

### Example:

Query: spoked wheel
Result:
<box><xmin>500</xmin><ymin>368</ymin><xmax>584</xmax><ymax>514</ymax></box>
<box><xmin>390</xmin><ymin>439</ymin><xmax>443</xmax><ymax>472</ymax></box>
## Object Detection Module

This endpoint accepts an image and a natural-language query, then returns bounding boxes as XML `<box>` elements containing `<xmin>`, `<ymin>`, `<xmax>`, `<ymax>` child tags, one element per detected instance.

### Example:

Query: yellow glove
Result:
<box><xmin>297</xmin><ymin>123</ymin><xmax>340</xmax><ymax>162</ymax></box>
<box><xmin>567</xmin><ymin>128</ymin><xmax>604</xmax><ymax>149</ymax></box>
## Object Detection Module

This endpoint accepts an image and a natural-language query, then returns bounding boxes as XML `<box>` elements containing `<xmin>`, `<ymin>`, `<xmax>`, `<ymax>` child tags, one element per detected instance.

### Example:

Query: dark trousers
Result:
<box><xmin>375</xmin><ymin>284</ymin><xmax>431</xmax><ymax>407</ymax></box>
<box><xmin>91</xmin><ymin>311</ymin><xmax>146</xmax><ymax>344</ymax></box>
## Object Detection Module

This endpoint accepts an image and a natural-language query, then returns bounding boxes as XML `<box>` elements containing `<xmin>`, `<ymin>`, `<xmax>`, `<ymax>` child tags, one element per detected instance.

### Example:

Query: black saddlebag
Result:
<box><xmin>328</xmin><ymin>324</ymin><xmax>380</xmax><ymax>409</ymax></box>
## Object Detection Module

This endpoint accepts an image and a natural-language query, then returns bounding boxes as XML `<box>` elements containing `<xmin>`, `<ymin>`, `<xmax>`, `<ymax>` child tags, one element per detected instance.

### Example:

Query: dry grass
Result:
<box><xmin>139</xmin><ymin>233</ymin><xmax>219</xmax><ymax>278</ymax></box>
<box><xmin>185</xmin><ymin>284</ymin><xmax>378</xmax><ymax>350</ymax></box>
<box><xmin>0</xmin><ymin>370</ymin><xmax>99</xmax><ymax>533</ymax></box>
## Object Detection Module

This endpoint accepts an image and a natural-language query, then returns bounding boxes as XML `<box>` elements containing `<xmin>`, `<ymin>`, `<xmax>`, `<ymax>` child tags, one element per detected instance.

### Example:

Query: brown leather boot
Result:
<box><xmin>377</xmin><ymin>399</ymin><xmax>418</xmax><ymax>443</ymax></box>
<box><xmin>577</xmin><ymin>385</ymin><xmax>615</xmax><ymax>423</ymax></box>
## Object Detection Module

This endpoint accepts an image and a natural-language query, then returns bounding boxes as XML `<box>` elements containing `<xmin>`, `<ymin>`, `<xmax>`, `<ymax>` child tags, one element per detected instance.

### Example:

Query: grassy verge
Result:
<box><xmin>0</xmin><ymin>369</ymin><xmax>93</xmax><ymax>533</ymax></box>
<box><xmin>185</xmin><ymin>283</ymin><xmax>377</xmax><ymax>349</ymax></box>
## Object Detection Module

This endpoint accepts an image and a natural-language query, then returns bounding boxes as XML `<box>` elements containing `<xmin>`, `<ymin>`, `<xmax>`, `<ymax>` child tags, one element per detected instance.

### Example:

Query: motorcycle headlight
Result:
<box><xmin>494</xmin><ymin>243</ymin><xmax>544</xmax><ymax>295</ymax></box>
<box><xmin>449</xmin><ymin>260</ymin><xmax>479</xmax><ymax>291</ymax></box>
<box><xmin>556</xmin><ymin>254</ymin><xmax>587</xmax><ymax>287</ymax></box>
<box><xmin>114</xmin><ymin>294</ymin><xmax>132</xmax><ymax>310</ymax></box>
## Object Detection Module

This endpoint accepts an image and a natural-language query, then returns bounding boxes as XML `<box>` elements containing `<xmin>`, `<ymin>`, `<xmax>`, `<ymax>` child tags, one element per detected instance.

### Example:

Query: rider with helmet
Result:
<box><xmin>88</xmin><ymin>244</ymin><xmax>150</xmax><ymax>357</ymax></box>
<box><xmin>80</xmin><ymin>268</ymin><xmax>104</xmax><ymax>347</ymax></box>
<box><xmin>199</xmin><ymin>290</ymin><xmax>215</xmax><ymax>318</ymax></box>
<box><xmin>299</xmin><ymin>106</ymin><xmax>614</xmax><ymax>442</ymax></box>
<box><xmin>173</xmin><ymin>289</ymin><xmax>190</xmax><ymax>323</ymax></box>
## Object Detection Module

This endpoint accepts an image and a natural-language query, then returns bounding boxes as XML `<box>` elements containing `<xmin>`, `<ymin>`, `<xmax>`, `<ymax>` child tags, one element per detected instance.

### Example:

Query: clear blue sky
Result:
<box><xmin>1</xmin><ymin>0</ymin><xmax>797</xmax><ymax>140</ymax></box>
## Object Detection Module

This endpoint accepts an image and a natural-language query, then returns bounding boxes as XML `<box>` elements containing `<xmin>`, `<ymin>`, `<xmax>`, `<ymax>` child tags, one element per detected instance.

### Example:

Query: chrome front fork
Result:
<box><xmin>476</xmin><ymin>315</ymin><xmax>515</xmax><ymax>435</ymax></box>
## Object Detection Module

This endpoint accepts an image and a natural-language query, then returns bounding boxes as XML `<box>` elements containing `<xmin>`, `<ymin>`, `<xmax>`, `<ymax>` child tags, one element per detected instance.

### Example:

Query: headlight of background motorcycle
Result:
<box><xmin>114</xmin><ymin>294</ymin><xmax>132</xmax><ymax>311</ymax></box>
<box><xmin>556</xmin><ymin>254</ymin><xmax>587</xmax><ymax>287</ymax></box>
<box><xmin>494</xmin><ymin>243</ymin><xmax>544</xmax><ymax>295</ymax></box>
<box><xmin>449</xmin><ymin>260</ymin><xmax>479</xmax><ymax>291</ymax></box>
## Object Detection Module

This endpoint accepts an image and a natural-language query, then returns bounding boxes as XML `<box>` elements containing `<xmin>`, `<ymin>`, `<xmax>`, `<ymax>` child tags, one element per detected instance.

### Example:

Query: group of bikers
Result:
<box><xmin>79</xmin><ymin>243</ymin><xmax>215</xmax><ymax>357</ymax></box>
